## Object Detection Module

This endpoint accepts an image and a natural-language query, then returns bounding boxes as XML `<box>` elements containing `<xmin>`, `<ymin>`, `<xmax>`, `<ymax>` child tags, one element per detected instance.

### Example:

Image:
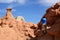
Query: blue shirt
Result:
<box><xmin>41</xmin><ymin>18</ymin><xmax>46</xmax><ymax>25</ymax></box>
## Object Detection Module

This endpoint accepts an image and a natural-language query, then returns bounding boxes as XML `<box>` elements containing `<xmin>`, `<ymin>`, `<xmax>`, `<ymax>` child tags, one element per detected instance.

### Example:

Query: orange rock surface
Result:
<box><xmin>0</xmin><ymin>8</ymin><xmax>37</xmax><ymax>40</ymax></box>
<box><xmin>36</xmin><ymin>2</ymin><xmax>60</xmax><ymax>40</ymax></box>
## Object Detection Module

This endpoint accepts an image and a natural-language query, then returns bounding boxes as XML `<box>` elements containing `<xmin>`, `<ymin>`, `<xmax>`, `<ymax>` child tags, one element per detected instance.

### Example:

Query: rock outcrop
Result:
<box><xmin>1</xmin><ymin>2</ymin><xmax>60</xmax><ymax>40</ymax></box>
<box><xmin>0</xmin><ymin>8</ymin><xmax>37</xmax><ymax>40</ymax></box>
<box><xmin>16</xmin><ymin>16</ymin><xmax>25</xmax><ymax>22</ymax></box>
<box><xmin>36</xmin><ymin>2</ymin><xmax>60</xmax><ymax>40</ymax></box>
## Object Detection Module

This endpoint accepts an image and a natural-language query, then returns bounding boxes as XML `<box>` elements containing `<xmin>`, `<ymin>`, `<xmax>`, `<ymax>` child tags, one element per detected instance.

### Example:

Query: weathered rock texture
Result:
<box><xmin>0</xmin><ymin>2</ymin><xmax>60</xmax><ymax>40</ymax></box>
<box><xmin>0</xmin><ymin>8</ymin><xmax>37</xmax><ymax>40</ymax></box>
<box><xmin>36</xmin><ymin>2</ymin><xmax>60</xmax><ymax>40</ymax></box>
<box><xmin>16</xmin><ymin>16</ymin><xmax>25</xmax><ymax>22</ymax></box>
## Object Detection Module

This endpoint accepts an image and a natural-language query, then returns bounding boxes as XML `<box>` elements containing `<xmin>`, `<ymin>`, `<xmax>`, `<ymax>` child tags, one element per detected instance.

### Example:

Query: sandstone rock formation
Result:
<box><xmin>0</xmin><ymin>8</ymin><xmax>37</xmax><ymax>40</ymax></box>
<box><xmin>1</xmin><ymin>2</ymin><xmax>60</xmax><ymax>40</ymax></box>
<box><xmin>16</xmin><ymin>16</ymin><xmax>25</xmax><ymax>22</ymax></box>
<box><xmin>35</xmin><ymin>2</ymin><xmax>60</xmax><ymax>40</ymax></box>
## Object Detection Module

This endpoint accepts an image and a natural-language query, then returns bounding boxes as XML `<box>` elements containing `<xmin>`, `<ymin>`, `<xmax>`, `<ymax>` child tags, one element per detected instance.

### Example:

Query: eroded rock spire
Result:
<box><xmin>3</xmin><ymin>8</ymin><xmax>14</xmax><ymax>20</ymax></box>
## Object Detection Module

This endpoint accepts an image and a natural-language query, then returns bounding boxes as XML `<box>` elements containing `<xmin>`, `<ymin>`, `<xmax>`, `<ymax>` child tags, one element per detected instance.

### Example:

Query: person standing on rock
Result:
<box><xmin>41</xmin><ymin>17</ymin><xmax>47</xmax><ymax>35</ymax></box>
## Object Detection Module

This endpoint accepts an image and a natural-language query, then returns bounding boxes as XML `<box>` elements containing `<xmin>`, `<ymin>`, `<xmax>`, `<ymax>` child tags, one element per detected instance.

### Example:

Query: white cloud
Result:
<box><xmin>7</xmin><ymin>3</ymin><xmax>18</xmax><ymax>8</ymax></box>
<box><xmin>0</xmin><ymin>10</ymin><xmax>1</xmax><ymax>12</ymax></box>
<box><xmin>0</xmin><ymin>0</ymin><xmax>28</xmax><ymax>4</ymax></box>
<box><xmin>39</xmin><ymin>0</ymin><xmax>60</xmax><ymax>6</ymax></box>
<box><xmin>12</xmin><ymin>9</ymin><xmax>16</xmax><ymax>12</ymax></box>
<box><xmin>17</xmin><ymin>0</ymin><xmax>27</xmax><ymax>5</ymax></box>
<box><xmin>0</xmin><ymin>0</ymin><xmax>14</xmax><ymax>3</ymax></box>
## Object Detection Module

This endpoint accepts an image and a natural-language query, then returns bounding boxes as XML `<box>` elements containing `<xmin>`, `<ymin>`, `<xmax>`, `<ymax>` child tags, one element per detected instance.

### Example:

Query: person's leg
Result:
<box><xmin>42</xmin><ymin>24</ymin><xmax>47</xmax><ymax>35</ymax></box>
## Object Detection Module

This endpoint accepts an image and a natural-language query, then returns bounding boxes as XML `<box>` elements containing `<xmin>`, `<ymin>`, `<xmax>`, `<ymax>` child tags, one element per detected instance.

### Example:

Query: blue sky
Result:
<box><xmin>0</xmin><ymin>0</ymin><xmax>60</xmax><ymax>24</ymax></box>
